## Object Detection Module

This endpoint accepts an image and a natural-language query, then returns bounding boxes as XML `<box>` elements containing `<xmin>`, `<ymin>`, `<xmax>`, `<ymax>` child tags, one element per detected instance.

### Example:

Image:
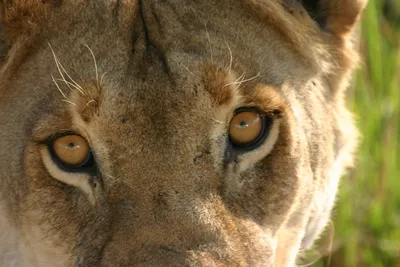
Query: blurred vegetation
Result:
<box><xmin>312</xmin><ymin>0</ymin><xmax>400</xmax><ymax>266</ymax></box>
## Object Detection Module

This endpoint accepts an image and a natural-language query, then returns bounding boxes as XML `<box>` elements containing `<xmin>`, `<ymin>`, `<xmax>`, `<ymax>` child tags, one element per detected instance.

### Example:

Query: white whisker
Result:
<box><xmin>48</xmin><ymin>43</ymin><xmax>85</xmax><ymax>95</ymax></box>
<box><xmin>56</xmin><ymin>79</ymin><xmax>84</xmax><ymax>94</ymax></box>
<box><xmin>61</xmin><ymin>99</ymin><xmax>77</xmax><ymax>106</ymax></box>
<box><xmin>181</xmin><ymin>64</ymin><xmax>198</xmax><ymax>78</ymax></box>
<box><xmin>81</xmin><ymin>99</ymin><xmax>97</xmax><ymax>112</ymax></box>
<box><xmin>212</xmin><ymin>118</ymin><xmax>224</xmax><ymax>124</ymax></box>
<box><xmin>56</xmin><ymin>60</ymin><xmax>85</xmax><ymax>94</ymax></box>
<box><xmin>222</xmin><ymin>72</ymin><xmax>246</xmax><ymax>89</ymax></box>
<box><xmin>51</xmin><ymin>75</ymin><xmax>68</xmax><ymax>100</ymax></box>
<box><xmin>224</xmin><ymin>72</ymin><xmax>261</xmax><ymax>90</ymax></box>
<box><xmin>238</xmin><ymin>72</ymin><xmax>261</xmax><ymax>84</ymax></box>
<box><xmin>100</xmin><ymin>71</ymin><xmax>108</xmax><ymax>86</ymax></box>
<box><xmin>224</xmin><ymin>40</ymin><xmax>233</xmax><ymax>73</ymax></box>
<box><xmin>84</xmin><ymin>44</ymin><xmax>99</xmax><ymax>88</ymax></box>
<box><xmin>204</xmin><ymin>22</ymin><xmax>213</xmax><ymax>63</ymax></box>
<box><xmin>48</xmin><ymin>43</ymin><xmax>71</xmax><ymax>91</ymax></box>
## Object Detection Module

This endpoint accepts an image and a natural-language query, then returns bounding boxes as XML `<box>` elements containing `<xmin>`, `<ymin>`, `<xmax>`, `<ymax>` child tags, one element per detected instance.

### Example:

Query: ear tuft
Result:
<box><xmin>0</xmin><ymin>0</ymin><xmax>60</xmax><ymax>65</ymax></box>
<box><xmin>0</xmin><ymin>0</ymin><xmax>65</xmax><ymax>91</ymax></box>
<box><xmin>301</xmin><ymin>0</ymin><xmax>368</xmax><ymax>36</ymax></box>
<box><xmin>322</xmin><ymin>0</ymin><xmax>368</xmax><ymax>35</ymax></box>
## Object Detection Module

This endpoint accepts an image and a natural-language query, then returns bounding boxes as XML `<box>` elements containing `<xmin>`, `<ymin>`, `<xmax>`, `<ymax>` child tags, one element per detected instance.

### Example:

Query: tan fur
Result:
<box><xmin>0</xmin><ymin>0</ymin><xmax>366</xmax><ymax>266</ymax></box>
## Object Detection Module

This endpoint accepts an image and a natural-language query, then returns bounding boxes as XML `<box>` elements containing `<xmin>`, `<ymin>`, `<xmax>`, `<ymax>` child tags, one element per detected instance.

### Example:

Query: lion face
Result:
<box><xmin>0</xmin><ymin>1</ymin><xmax>366</xmax><ymax>266</ymax></box>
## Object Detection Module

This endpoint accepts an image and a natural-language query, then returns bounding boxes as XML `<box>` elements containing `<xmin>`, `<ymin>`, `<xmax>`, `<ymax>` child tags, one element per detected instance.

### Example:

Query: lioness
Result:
<box><xmin>0</xmin><ymin>0</ymin><xmax>367</xmax><ymax>266</ymax></box>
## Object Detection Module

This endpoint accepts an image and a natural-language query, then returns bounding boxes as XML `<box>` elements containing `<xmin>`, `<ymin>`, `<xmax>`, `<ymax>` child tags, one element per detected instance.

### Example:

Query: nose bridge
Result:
<box><xmin>105</xmin><ymin>106</ymin><xmax>212</xmax><ymax>199</ymax></box>
<box><xmin>106</xmin><ymin>136</ymin><xmax>213</xmax><ymax>222</ymax></box>
<box><xmin>102</xmin><ymin>171</ymin><xmax>226</xmax><ymax>265</ymax></box>
<box><xmin>98</xmin><ymin>89</ymin><xmax>229</xmax><ymax>261</ymax></box>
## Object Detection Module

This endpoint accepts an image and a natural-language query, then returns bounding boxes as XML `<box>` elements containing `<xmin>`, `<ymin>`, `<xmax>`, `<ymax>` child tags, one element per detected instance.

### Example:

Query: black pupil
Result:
<box><xmin>68</xmin><ymin>142</ymin><xmax>75</xmax><ymax>148</ymax></box>
<box><xmin>239</xmin><ymin>121</ymin><xmax>247</xmax><ymax>127</ymax></box>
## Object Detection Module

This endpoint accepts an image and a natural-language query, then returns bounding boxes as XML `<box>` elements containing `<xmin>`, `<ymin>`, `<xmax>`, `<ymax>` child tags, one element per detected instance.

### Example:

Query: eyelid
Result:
<box><xmin>228</xmin><ymin>107</ymin><xmax>274</xmax><ymax>151</ymax></box>
<box><xmin>42</xmin><ymin>132</ymin><xmax>97</xmax><ymax>174</ymax></box>
<box><xmin>42</xmin><ymin>130</ymin><xmax>80</xmax><ymax>145</ymax></box>
<box><xmin>40</xmin><ymin>146</ymin><xmax>97</xmax><ymax>204</ymax></box>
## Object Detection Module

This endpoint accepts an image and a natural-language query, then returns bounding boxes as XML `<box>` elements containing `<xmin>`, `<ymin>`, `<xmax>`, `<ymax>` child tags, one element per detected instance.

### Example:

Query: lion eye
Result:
<box><xmin>51</xmin><ymin>135</ymin><xmax>92</xmax><ymax>168</ymax></box>
<box><xmin>229</xmin><ymin>109</ymin><xmax>266</xmax><ymax>149</ymax></box>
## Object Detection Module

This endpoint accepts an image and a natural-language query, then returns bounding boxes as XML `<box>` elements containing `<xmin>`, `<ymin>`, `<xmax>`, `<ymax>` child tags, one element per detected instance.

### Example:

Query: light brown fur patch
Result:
<box><xmin>202</xmin><ymin>64</ymin><xmax>238</xmax><ymax>107</ymax></box>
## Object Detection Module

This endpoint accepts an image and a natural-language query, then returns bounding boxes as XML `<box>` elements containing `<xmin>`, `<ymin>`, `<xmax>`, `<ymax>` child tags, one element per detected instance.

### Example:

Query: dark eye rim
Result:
<box><xmin>228</xmin><ymin>107</ymin><xmax>274</xmax><ymax>151</ymax></box>
<box><xmin>44</xmin><ymin>131</ymin><xmax>96</xmax><ymax>173</ymax></box>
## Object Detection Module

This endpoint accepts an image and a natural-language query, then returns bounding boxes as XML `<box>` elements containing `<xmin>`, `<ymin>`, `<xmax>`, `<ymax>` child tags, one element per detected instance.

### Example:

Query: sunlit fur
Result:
<box><xmin>0</xmin><ymin>0</ymin><xmax>366</xmax><ymax>266</ymax></box>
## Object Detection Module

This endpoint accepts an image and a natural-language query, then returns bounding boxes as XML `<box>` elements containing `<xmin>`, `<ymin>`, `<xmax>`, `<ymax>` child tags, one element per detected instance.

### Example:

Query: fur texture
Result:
<box><xmin>0</xmin><ymin>0</ymin><xmax>366</xmax><ymax>266</ymax></box>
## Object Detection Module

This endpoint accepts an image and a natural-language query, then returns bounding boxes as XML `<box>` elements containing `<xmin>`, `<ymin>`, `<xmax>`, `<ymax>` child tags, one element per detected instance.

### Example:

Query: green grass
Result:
<box><xmin>314</xmin><ymin>0</ymin><xmax>400</xmax><ymax>266</ymax></box>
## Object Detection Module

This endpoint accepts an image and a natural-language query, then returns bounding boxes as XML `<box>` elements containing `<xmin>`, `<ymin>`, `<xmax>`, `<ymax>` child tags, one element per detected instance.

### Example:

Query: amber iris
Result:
<box><xmin>52</xmin><ymin>135</ymin><xmax>90</xmax><ymax>166</ymax></box>
<box><xmin>229</xmin><ymin>111</ymin><xmax>263</xmax><ymax>146</ymax></box>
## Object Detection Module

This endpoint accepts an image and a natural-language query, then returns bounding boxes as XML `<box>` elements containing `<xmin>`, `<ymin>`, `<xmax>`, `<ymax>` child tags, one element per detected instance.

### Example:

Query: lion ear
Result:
<box><xmin>0</xmin><ymin>0</ymin><xmax>58</xmax><ymax>67</ymax></box>
<box><xmin>301</xmin><ymin>0</ymin><xmax>368</xmax><ymax>36</ymax></box>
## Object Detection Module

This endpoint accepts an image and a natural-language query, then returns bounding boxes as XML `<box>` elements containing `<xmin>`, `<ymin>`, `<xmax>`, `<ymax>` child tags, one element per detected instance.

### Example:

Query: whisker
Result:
<box><xmin>204</xmin><ymin>22</ymin><xmax>213</xmax><ymax>63</ymax></box>
<box><xmin>106</xmin><ymin>174</ymin><xmax>116</xmax><ymax>179</ymax></box>
<box><xmin>61</xmin><ymin>99</ymin><xmax>77</xmax><ymax>106</ymax></box>
<box><xmin>325</xmin><ymin>219</ymin><xmax>335</xmax><ymax>267</ymax></box>
<box><xmin>297</xmin><ymin>257</ymin><xmax>322</xmax><ymax>267</ymax></box>
<box><xmin>56</xmin><ymin>58</ymin><xmax>85</xmax><ymax>95</ymax></box>
<box><xmin>84</xmin><ymin>44</ymin><xmax>99</xmax><ymax>88</ymax></box>
<box><xmin>56</xmin><ymin>79</ymin><xmax>84</xmax><ymax>94</ymax></box>
<box><xmin>51</xmin><ymin>74</ymin><xmax>68</xmax><ymax>100</ymax></box>
<box><xmin>48</xmin><ymin>43</ymin><xmax>85</xmax><ymax>95</ymax></box>
<box><xmin>211</xmin><ymin>118</ymin><xmax>224</xmax><ymax>124</ymax></box>
<box><xmin>48</xmin><ymin>43</ymin><xmax>72</xmax><ymax>91</ymax></box>
<box><xmin>100</xmin><ymin>71</ymin><xmax>108</xmax><ymax>86</ymax></box>
<box><xmin>81</xmin><ymin>99</ymin><xmax>97</xmax><ymax>112</ymax></box>
<box><xmin>228</xmin><ymin>72</ymin><xmax>261</xmax><ymax>90</ymax></box>
<box><xmin>237</xmin><ymin>72</ymin><xmax>261</xmax><ymax>85</ymax></box>
<box><xmin>224</xmin><ymin>40</ymin><xmax>233</xmax><ymax>73</ymax></box>
<box><xmin>295</xmin><ymin>220</ymin><xmax>336</xmax><ymax>267</ymax></box>
<box><xmin>181</xmin><ymin>64</ymin><xmax>198</xmax><ymax>78</ymax></box>
<box><xmin>222</xmin><ymin>72</ymin><xmax>246</xmax><ymax>89</ymax></box>
<box><xmin>56</xmin><ymin>59</ymin><xmax>85</xmax><ymax>94</ymax></box>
